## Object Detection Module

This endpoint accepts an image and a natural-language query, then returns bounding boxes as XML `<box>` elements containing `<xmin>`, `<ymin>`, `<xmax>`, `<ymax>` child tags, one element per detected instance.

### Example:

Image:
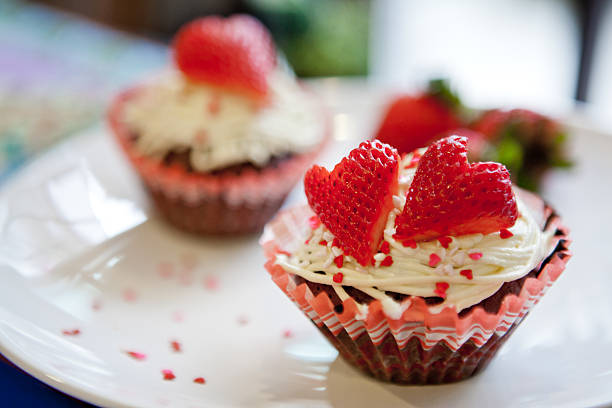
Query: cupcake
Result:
<box><xmin>108</xmin><ymin>15</ymin><xmax>328</xmax><ymax>234</ymax></box>
<box><xmin>262</xmin><ymin>136</ymin><xmax>571</xmax><ymax>384</ymax></box>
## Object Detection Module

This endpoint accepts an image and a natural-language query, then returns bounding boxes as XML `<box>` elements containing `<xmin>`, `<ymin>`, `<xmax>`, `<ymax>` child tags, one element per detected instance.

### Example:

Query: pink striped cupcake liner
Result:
<box><xmin>261</xmin><ymin>190</ymin><xmax>571</xmax><ymax>383</ymax></box>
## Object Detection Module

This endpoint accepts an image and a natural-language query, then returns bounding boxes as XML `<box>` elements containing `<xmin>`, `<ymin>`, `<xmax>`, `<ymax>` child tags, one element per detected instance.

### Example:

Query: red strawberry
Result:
<box><xmin>375</xmin><ymin>94</ymin><xmax>462</xmax><ymax>155</ymax></box>
<box><xmin>173</xmin><ymin>15</ymin><xmax>276</xmax><ymax>99</ymax></box>
<box><xmin>305</xmin><ymin>141</ymin><xmax>400</xmax><ymax>266</ymax></box>
<box><xmin>394</xmin><ymin>135</ymin><xmax>518</xmax><ymax>242</ymax></box>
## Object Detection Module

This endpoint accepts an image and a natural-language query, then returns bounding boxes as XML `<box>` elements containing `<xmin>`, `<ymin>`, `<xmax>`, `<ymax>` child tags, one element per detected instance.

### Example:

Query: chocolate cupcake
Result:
<box><xmin>262</xmin><ymin>136</ymin><xmax>570</xmax><ymax>384</ymax></box>
<box><xmin>108</xmin><ymin>15</ymin><xmax>328</xmax><ymax>234</ymax></box>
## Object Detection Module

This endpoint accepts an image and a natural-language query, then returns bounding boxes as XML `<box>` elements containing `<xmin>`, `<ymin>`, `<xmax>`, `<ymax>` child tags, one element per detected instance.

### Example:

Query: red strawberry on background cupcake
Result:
<box><xmin>174</xmin><ymin>15</ymin><xmax>276</xmax><ymax>100</ymax></box>
<box><xmin>109</xmin><ymin>15</ymin><xmax>329</xmax><ymax>234</ymax></box>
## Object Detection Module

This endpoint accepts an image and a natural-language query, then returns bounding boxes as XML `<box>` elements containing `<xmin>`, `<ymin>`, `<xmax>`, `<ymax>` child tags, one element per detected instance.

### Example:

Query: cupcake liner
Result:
<box><xmin>108</xmin><ymin>86</ymin><xmax>330</xmax><ymax>234</ymax></box>
<box><xmin>261</xmin><ymin>191</ymin><xmax>571</xmax><ymax>383</ymax></box>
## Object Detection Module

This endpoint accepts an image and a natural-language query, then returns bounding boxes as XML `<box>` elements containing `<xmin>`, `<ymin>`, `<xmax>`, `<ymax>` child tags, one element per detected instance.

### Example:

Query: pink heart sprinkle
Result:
<box><xmin>162</xmin><ymin>369</ymin><xmax>175</xmax><ymax>381</ymax></box>
<box><xmin>122</xmin><ymin>288</ymin><xmax>138</xmax><ymax>302</ymax></box>
<box><xmin>172</xmin><ymin>311</ymin><xmax>184</xmax><ymax>323</ymax></box>
<box><xmin>237</xmin><ymin>315</ymin><xmax>249</xmax><ymax>325</ymax></box>
<box><xmin>308</xmin><ymin>215</ymin><xmax>321</xmax><ymax>229</ymax></box>
<box><xmin>468</xmin><ymin>252</ymin><xmax>483</xmax><ymax>261</ymax></box>
<box><xmin>125</xmin><ymin>351</ymin><xmax>147</xmax><ymax>361</ymax></box>
<box><xmin>429</xmin><ymin>253</ymin><xmax>442</xmax><ymax>267</ymax></box>
<box><xmin>204</xmin><ymin>276</ymin><xmax>219</xmax><ymax>291</ymax></box>
<box><xmin>283</xmin><ymin>329</ymin><xmax>294</xmax><ymax>339</ymax></box>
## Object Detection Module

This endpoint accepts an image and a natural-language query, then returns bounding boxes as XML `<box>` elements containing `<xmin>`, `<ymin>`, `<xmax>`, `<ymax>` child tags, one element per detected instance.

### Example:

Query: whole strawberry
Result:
<box><xmin>394</xmin><ymin>135</ymin><xmax>518</xmax><ymax>243</ymax></box>
<box><xmin>173</xmin><ymin>15</ymin><xmax>276</xmax><ymax>99</ymax></box>
<box><xmin>471</xmin><ymin>109</ymin><xmax>571</xmax><ymax>191</ymax></box>
<box><xmin>305</xmin><ymin>140</ymin><xmax>400</xmax><ymax>266</ymax></box>
<box><xmin>375</xmin><ymin>79</ymin><xmax>463</xmax><ymax>155</ymax></box>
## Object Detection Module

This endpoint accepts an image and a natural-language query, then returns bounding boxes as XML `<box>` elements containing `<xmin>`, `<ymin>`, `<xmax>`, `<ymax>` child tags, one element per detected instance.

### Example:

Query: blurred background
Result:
<box><xmin>1</xmin><ymin>0</ymin><xmax>610</xmax><ymax>179</ymax></box>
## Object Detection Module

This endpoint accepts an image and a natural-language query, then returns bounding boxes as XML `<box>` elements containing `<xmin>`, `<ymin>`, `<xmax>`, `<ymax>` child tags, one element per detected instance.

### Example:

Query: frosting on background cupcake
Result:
<box><xmin>122</xmin><ymin>69</ymin><xmax>325</xmax><ymax>172</ymax></box>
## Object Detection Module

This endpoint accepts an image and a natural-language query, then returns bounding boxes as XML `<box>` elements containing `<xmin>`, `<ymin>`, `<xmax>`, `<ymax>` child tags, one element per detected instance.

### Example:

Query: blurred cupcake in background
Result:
<box><xmin>108</xmin><ymin>14</ymin><xmax>329</xmax><ymax>234</ymax></box>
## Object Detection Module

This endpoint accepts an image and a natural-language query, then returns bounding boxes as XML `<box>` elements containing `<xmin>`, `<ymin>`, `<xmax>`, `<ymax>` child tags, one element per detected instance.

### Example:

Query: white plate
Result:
<box><xmin>1</xmin><ymin>85</ymin><xmax>611</xmax><ymax>408</ymax></box>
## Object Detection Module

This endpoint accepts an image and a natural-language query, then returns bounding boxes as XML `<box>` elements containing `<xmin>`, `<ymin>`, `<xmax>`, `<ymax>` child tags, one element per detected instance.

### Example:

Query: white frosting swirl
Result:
<box><xmin>275</xmin><ymin>152</ymin><xmax>557</xmax><ymax>315</ymax></box>
<box><xmin>121</xmin><ymin>69</ymin><xmax>325</xmax><ymax>172</ymax></box>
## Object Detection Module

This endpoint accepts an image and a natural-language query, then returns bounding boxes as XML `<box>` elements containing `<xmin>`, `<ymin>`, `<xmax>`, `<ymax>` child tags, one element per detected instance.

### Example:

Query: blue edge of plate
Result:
<box><xmin>0</xmin><ymin>353</ymin><xmax>96</xmax><ymax>407</ymax></box>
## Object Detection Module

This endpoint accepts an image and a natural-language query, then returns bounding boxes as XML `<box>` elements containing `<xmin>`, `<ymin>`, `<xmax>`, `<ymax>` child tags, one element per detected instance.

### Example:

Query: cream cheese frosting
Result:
<box><xmin>275</xmin><ymin>151</ymin><xmax>558</xmax><ymax>316</ymax></box>
<box><xmin>121</xmin><ymin>69</ymin><xmax>325</xmax><ymax>172</ymax></box>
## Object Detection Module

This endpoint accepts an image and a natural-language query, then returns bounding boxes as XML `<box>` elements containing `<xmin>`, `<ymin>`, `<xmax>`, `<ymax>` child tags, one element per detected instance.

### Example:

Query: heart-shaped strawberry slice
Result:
<box><xmin>173</xmin><ymin>15</ymin><xmax>276</xmax><ymax>99</ymax></box>
<box><xmin>394</xmin><ymin>135</ymin><xmax>518</xmax><ymax>242</ymax></box>
<box><xmin>305</xmin><ymin>141</ymin><xmax>400</xmax><ymax>266</ymax></box>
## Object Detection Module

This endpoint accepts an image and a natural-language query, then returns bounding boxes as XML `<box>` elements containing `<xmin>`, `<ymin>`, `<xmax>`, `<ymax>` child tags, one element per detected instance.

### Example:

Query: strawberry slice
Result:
<box><xmin>305</xmin><ymin>141</ymin><xmax>400</xmax><ymax>266</ymax></box>
<box><xmin>173</xmin><ymin>15</ymin><xmax>276</xmax><ymax>99</ymax></box>
<box><xmin>394</xmin><ymin>135</ymin><xmax>518</xmax><ymax>242</ymax></box>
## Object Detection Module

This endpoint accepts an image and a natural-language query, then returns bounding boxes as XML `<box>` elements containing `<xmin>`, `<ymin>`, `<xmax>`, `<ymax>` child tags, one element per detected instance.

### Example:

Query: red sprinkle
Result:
<box><xmin>332</xmin><ymin>272</ymin><xmax>344</xmax><ymax>283</ymax></box>
<box><xmin>162</xmin><ymin>369</ymin><xmax>175</xmax><ymax>381</ymax></box>
<box><xmin>308</xmin><ymin>216</ymin><xmax>321</xmax><ymax>229</ymax></box>
<box><xmin>62</xmin><ymin>329</ymin><xmax>80</xmax><ymax>336</ymax></box>
<box><xmin>460</xmin><ymin>269</ymin><xmax>473</xmax><ymax>280</ymax></box>
<box><xmin>500</xmin><ymin>229</ymin><xmax>514</xmax><ymax>239</ymax></box>
<box><xmin>380</xmin><ymin>241</ymin><xmax>391</xmax><ymax>254</ymax></box>
<box><xmin>332</xmin><ymin>237</ymin><xmax>341</xmax><ymax>248</ymax></box>
<box><xmin>429</xmin><ymin>253</ymin><xmax>441</xmax><ymax>267</ymax></box>
<box><xmin>434</xmin><ymin>282</ymin><xmax>450</xmax><ymax>298</ymax></box>
<box><xmin>402</xmin><ymin>239</ymin><xmax>417</xmax><ymax>249</ymax></box>
<box><xmin>193</xmin><ymin>377</ymin><xmax>206</xmax><ymax>384</ymax></box>
<box><xmin>438</xmin><ymin>236</ymin><xmax>452</xmax><ymax>249</ymax></box>
<box><xmin>318</xmin><ymin>240</ymin><xmax>328</xmax><ymax>246</ymax></box>
<box><xmin>283</xmin><ymin>329</ymin><xmax>294</xmax><ymax>338</ymax></box>
<box><xmin>333</xmin><ymin>255</ymin><xmax>344</xmax><ymax>268</ymax></box>
<box><xmin>468</xmin><ymin>252</ymin><xmax>483</xmax><ymax>261</ymax></box>
<box><xmin>380</xmin><ymin>255</ymin><xmax>394</xmax><ymax>267</ymax></box>
<box><xmin>171</xmin><ymin>341</ymin><xmax>182</xmax><ymax>352</ymax></box>
<box><xmin>304</xmin><ymin>239</ymin><xmax>310</xmax><ymax>245</ymax></box>
<box><xmin>125</xmin><ymin>351</ymin><xmax>147</xmax><ymax>361</ymax></box>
